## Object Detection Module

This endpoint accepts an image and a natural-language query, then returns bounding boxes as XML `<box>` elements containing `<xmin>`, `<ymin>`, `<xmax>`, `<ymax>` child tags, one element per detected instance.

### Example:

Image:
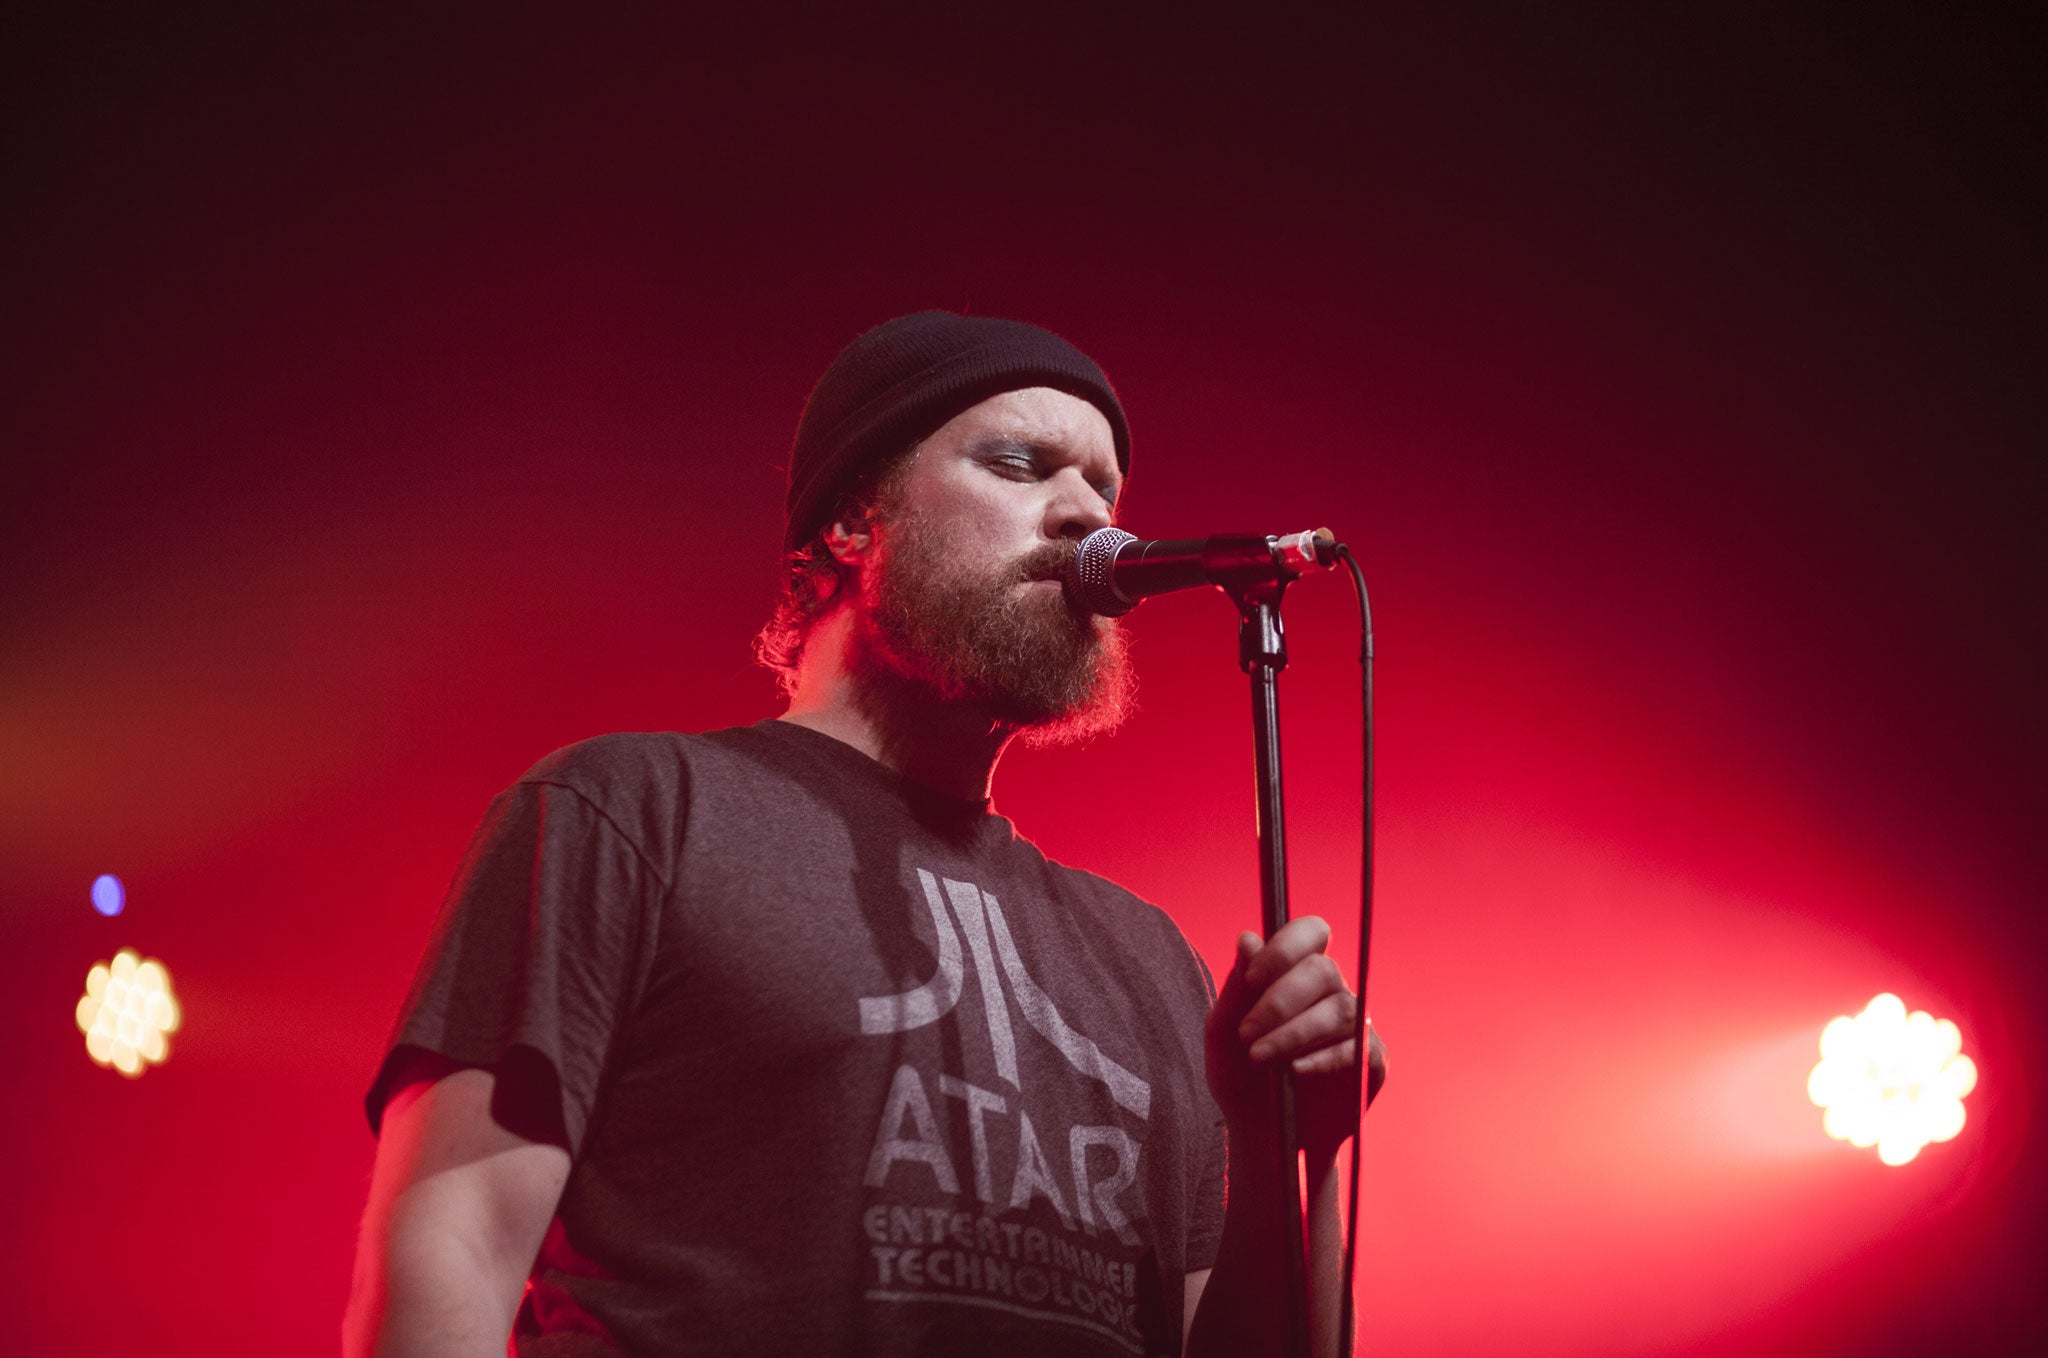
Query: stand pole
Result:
<box><xmin>1236</xmin><ymin>584</ymin><xmax>1311</xmax><ymax>1358</ymax></box>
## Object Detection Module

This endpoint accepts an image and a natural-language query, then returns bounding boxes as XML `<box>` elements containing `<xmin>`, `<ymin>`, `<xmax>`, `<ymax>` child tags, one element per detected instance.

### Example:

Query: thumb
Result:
<box><xmin>1213</xmin><ymin>931</ymin><xmax>1264</xmax><ymax>1024</ymax></box>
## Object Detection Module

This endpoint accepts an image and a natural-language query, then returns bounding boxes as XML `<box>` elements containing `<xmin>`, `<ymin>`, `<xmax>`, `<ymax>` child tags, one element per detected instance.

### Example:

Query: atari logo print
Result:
<box><xmin>854</xmin><ymin>869</ymin><xmax>1156</xmax><ymax>1345</ymax></box>
<box><xmin>858</xmin><ymin>869</ymin><xmax>1150</xmax><ymax>1119</ymax></box>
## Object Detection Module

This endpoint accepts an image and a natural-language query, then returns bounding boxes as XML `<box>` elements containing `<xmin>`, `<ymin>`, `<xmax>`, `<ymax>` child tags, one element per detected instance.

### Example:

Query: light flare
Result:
<box><xmin>1808</xmin><ymin>993</ymin><xmax>1975</xmax><ymax>1165</ymax></box>
<box><xmin>74</xmin><ymin>949</ymin><xmax>182</xmax><ymax>1078</ymax></box>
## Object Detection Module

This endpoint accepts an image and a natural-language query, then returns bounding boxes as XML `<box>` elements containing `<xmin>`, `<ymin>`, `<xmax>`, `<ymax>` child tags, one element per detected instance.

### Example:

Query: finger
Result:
<box><xmin>1208</xmin><ymin>932</ymin><xmax>1264</xmax><ymax>1029</ymax></box>
<box><xmin>1291</xmin><ymin>1037</ymin><xmax>1357</xmax><ymax>1077</ymax></box>
<box><xmin>1247</xmin><ymin>990</ymin><xmax>1357</xmax><ymax>1063</ymax></box>
<box><xmin>1241</xmin><ymin>916</ymin><xmax>1334</xmax><ymax>993</ymax></box>
<box><xmin>1238</xmin><ymin>952</ymin><xmax>1348</xmax><ymax>1044</ymax></box>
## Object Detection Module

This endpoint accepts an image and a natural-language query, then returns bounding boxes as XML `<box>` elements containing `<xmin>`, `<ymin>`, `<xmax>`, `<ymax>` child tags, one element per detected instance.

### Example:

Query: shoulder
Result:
<box><xmin>520</xmin><ymin>731</ymin><xmax>695</xmax><ymax>794</ymax></box>
<box><xmin>510</xmin><ymin>731</ymin><xmax>736</xmax><ymax>868</ymax></box>
<box><xmin>519</xmin><ymin>724</ymin><xmax>803</xmax><ymax>798</ymax></box>
<box><xmin>511</xmin><ymin>724</ymin><xmax>817</xmax><ymax>836</ymax></box>
<box><xmin>1035</xmin><ymin>851</ymin><xmax>1168</xmax><ymax>928</ymax></box>
<box><xmin>1037</xmin><ymin>854</ymin><xmax>1217</xmax><ymax>998</ymax></box>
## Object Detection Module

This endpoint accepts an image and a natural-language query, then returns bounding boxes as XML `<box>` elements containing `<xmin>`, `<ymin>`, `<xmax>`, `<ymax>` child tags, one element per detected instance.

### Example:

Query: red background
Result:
<box><xmin>4</xmin><ymin>9</ymin><xmax>2041</xmax><ymax>1355</ymax></box>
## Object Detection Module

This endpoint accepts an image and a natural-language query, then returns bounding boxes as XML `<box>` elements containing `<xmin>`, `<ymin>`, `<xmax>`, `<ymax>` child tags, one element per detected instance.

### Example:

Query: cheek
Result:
<box><xmin>928</xmin><ymin>476</ymin><xmax>1040</xmax><ymax>544</ymax></box>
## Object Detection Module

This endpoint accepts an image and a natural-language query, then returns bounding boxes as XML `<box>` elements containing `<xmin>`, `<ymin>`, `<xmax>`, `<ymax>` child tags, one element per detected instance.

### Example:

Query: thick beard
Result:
<box><xmin>854</xmin><ymin>511</ymin><xmax>1134</xmax><ymax>748</ymax></box>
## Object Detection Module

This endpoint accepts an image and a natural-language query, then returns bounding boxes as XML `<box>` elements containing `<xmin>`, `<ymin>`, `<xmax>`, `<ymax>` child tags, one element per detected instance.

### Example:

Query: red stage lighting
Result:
<box><xmin>74</xmin><ymin>949</ymin><xmax>182</xmax><ymax>1078</ymax></box>
<box><xmin>1808</xmin><ymin>993</ymin><xmax>1977</xmax><ymax>1166</ymax></box>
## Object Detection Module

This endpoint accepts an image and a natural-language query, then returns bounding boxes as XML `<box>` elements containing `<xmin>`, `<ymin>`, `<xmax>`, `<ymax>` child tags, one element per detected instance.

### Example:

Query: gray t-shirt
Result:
<box><xmin>367</xmin><ymin>720</ymin><xmax>1226</xmax><ymax>1357</ymax></box>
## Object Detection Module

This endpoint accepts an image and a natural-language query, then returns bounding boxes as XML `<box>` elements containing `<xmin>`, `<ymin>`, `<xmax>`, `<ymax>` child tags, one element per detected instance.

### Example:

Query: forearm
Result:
<box><xmin>343</xmin><ymin>1226</ymin><xmax>527</xmax><ymax>1358</ymax></box>
<box><xmin>1187</xmin><ymin>1132</ymin><xmax>1346</xmax><ymax>1358</ymax></box>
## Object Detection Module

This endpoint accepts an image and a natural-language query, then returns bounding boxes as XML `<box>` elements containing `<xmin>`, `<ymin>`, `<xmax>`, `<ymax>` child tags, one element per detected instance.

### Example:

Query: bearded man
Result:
<box><xmin>344</xmin><ymin>312</ymin><xmax>1375</xmax><ymax>1357</ymax></box>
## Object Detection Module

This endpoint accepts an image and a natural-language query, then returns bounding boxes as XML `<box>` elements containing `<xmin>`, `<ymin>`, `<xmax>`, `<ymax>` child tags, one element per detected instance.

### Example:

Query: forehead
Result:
<box><xmin>925</xmin><ymin>386</ymin><xmax>1119</xmax><ymax>473</ymax></box>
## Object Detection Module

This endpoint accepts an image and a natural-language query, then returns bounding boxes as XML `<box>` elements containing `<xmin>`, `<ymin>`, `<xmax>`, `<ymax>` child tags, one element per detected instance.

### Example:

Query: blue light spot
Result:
<box><xmin>91</xmin><ymin>874</ymin><xmax>125</xmax><ymax>917</ymax></box>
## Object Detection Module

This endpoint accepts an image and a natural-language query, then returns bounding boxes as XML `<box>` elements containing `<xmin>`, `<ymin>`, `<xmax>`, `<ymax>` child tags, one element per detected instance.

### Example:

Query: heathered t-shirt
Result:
<box><xmin>366</xmin><ymin>720</ymin><xmax>1226</xmax><ymax>1357</ymax></box>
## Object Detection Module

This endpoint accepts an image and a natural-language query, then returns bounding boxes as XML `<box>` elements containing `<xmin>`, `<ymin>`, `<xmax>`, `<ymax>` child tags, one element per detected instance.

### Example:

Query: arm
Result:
<box><xmin>342</xmin><ymin>1057</ymin><xmax>572</xmax><ymax>1358</ymax></box>
<box><xmin>1184</xmin><ymin>1121</ymin><xmax>1347</xmax><ymax>1357</ymax></box>
<box><xmin>1186</xmin><ymin>918</ymin><xmax>1374</xmax><ymax>1358</ymax></box>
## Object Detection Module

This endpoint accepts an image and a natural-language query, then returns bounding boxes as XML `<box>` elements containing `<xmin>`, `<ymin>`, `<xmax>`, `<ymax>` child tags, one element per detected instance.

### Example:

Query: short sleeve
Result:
<box><xmin>364</xmin><ymin>777</ymin><xmax>666</xmax><ymax>1156</ymax></box>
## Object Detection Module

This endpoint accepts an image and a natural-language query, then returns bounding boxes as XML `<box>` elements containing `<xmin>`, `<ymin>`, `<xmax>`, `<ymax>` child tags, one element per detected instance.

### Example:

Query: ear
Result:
<box><xmin>822</xmin><ymin>515</ymin><xmax>873</xmax><ymax>566</ymax></box>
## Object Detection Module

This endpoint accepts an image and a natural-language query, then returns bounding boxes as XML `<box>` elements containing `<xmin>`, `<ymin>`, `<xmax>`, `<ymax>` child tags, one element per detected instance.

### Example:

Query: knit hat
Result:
<box><xmin>783</xmin><ymin>311</ymin><xmax>1130</xmax><ymax>552</ymax></box>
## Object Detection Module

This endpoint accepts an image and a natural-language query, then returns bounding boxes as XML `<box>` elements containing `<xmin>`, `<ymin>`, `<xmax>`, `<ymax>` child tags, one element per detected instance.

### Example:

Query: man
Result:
<box><xmin>344</xmin><ymin>312</ymin><xmax>1377</xmax><ymax>1357</ymax></box>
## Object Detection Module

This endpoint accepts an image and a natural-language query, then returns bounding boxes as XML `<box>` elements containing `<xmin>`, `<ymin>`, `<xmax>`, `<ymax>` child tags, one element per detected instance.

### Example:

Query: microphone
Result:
<box><xmin>1067</xmin><ymin>526</ymin><xmax>1338</xmax><ymax>617</ymax></box>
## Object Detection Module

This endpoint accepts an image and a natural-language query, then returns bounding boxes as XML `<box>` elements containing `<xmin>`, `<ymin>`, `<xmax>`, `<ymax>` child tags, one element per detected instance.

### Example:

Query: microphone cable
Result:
<box><xmin>1332</xmin><ymin>540</ymin><xmax>1375</xmax><ymax>1358</ymax></box>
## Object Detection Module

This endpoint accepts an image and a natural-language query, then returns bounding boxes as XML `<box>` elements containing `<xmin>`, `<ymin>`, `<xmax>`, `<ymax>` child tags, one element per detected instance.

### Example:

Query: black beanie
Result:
<box><xmin>783</xmin><ymin>311</ymin><xmax>1131</xmax><ymax>552</ymax></box>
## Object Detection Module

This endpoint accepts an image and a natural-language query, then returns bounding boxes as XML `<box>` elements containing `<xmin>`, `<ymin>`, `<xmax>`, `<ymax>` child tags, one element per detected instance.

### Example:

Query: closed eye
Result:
<box><xmin>973</xmin><ymin>436</ymin><xmax>1118</xmax><ymax>507</ymax></box>
<box><xmin>974</xmin><ymin>437</ymin><xmax>1040</xmax><ymax>478</ymax></box>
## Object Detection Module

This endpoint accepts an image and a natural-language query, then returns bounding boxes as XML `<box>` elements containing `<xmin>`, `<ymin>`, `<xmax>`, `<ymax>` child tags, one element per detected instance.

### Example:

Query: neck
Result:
<box><xmin>779</xmin><ymin>606</ymin><xmax>1011</xmax><ymax>803</ymax></box>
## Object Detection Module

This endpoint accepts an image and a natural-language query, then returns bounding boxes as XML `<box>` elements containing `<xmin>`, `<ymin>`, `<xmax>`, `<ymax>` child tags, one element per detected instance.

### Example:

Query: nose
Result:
<box><xmin>1046</xmin><ymin>468</ymin><xmax>1113</xmax><ymax>541</ymax></box>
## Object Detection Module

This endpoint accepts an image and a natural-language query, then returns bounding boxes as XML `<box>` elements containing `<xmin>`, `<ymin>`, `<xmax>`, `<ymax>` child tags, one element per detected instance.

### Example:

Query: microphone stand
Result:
<box><xmin>1078</xmin><ymin>524</ymin><xmax>1348</xmax><ymax>1357</ymax></box>
<box><xmin>1229</xmin><ymin>577</ymin><xmax>1312</xmax><ymax>1358</ymax></box>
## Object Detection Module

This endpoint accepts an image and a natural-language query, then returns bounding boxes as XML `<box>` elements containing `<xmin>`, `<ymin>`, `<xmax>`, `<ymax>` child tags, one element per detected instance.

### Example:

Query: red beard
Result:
<box><xmin>853</xmin><ymin>510</ymin><xmax>1135</xmax><ymax>746</ymax></box>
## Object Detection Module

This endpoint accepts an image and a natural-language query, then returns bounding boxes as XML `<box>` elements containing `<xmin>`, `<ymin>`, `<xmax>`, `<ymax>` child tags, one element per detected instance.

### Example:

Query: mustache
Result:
<box><xmin>1018</xmin><ymin>540</ymin><xmax>1079</xmax><ymax>584</ymax></box>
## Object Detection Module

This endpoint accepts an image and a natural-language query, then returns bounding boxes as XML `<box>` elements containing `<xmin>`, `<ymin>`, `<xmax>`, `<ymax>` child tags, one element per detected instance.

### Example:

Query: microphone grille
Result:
<box><xmin>1070</xmin><ymin>527</ymin><xmax>1139</xmax><ymax>617</ymax></box>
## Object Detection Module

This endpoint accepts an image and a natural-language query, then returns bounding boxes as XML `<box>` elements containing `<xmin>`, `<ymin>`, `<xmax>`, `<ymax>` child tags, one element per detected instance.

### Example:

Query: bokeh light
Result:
<box><xmin>74</xmin><ymin>949</ymin><xmax>182</xmax><ymax>1078</ymax></box>
<box><xmin>90</xmin><ymin>874</ymin><xmax>125</xmax><ymax>917</ymax></box>
<box><xmin>1807</xmin><ymin>993</ymin><xmax>1976</xmax><ymax>1166</ymax></box>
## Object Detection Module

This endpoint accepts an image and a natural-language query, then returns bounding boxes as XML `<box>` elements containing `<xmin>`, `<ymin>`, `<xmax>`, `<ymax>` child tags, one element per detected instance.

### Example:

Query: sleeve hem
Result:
<box><xmin>364</xmin><ymin>1040</ymin><xmax>573</xmax><ymax>1153</ymax></box>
